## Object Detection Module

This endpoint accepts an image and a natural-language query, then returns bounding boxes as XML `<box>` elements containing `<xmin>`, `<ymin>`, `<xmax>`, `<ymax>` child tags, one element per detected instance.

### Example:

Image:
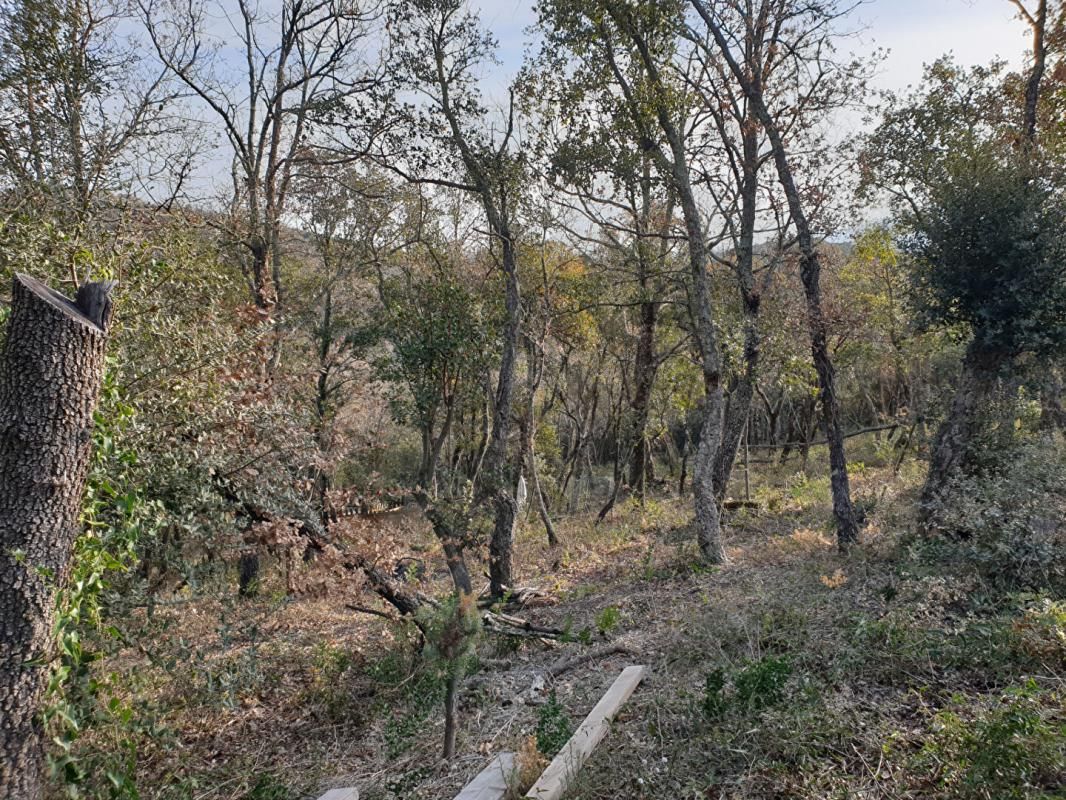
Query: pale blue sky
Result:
<box><xmin>174</xmin><ymin>0</ymin><xmax>1031</xmax><ymax>201</ymax></box>
<box><xmin>469</xmin><ymin>0</ymin><xmax>1029</xmax><ymax>100</ymax></box>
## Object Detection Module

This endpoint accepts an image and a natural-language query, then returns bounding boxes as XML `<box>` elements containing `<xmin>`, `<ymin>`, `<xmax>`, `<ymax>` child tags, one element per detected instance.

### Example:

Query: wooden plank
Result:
<box><xmin>525</xmin><ymin>665</ymin><xmax>646</xmax><ymax>800</ymax></box>
<box><xmin>317</xmin><ymin>789</ymin><xmax>358</xmax><ymax>800</ymax></box>
<box><xmin>454</xmin><ymin>752</ymin><xmax>517</xmax><ymax>800</ymax></box>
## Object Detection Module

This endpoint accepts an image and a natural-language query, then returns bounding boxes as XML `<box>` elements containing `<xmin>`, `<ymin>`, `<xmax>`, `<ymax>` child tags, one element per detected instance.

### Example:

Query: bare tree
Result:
<box><xmin>0</xmin><ymin>0</ymin><xmax>191</xmax><ymax>277</ymax></box>
<box><xmin>141</xmin><ymin>0</ymin><xmax>383</xmax><ymax>313</ymax></box>
<box><xmin>537</xmin><ymin>0</ymin><xmax>728</xmax><ymax>561</ymax></box>
<box><xmin>1010</xmin><ymin>0</ymin><xmax>1050</xmax><ymax>142</ymax></box>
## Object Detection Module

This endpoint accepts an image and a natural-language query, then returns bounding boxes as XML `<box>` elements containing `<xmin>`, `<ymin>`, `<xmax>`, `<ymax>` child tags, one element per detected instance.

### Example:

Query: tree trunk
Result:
<box><xmin>482</xmin><ymin>233</ymin><xmax>521</xmax><ymax>599</ymax></box>
<box><xmin>520</xmin><ymin>348</ymin><xmax>559</xmax><ymax>548</ymax></box>
<box><xmin>808</xmin><ymin>302</ymin><xmax>859</xmax><ymax>546</ymax></box>
<box><xmin>529</xmin><ymin>446</ymin><xmax>558</xmax><ymax>548</ymax></box>
<box><xmin>598</xmin><ymin>3</ymin><xmax>725</xmax><ymax>560</ymax></box>
<box><xmin>0</xmin><ymin>274</ymin><xmax>115</xmax><ymax>799</ymax></box>
<box><xmin>488</xmin><ymin>490</ymin><xmax>516</xmax><ymax>596</ymax></box>
<box><xmin>713</xmin><ymin>102</ymin><xmax>761</xmax><ymax>507</ymax></box>
<box><xmin>713</xmin><ymin>378</ymin><xmax>754</xmax><ymax>506</ymax></box>
<box><xmin>443</xmin><ymin>668</ymin><xmax>460</xmax><ymax>760</ymax></box>
<box><xmin>692</xmin><ymin>389</ymin><xmax>726</xmax><ymax>562</ymax></box>
<box><xmin>696</xmin><ymin>0</ymin><xmax>859</xmax><ymax>549</ymax></box>
<box><xmin>919</xmin><ymin>343</ymin><xmax>1002</xmax><ymax>530</ymax></box>
<box><xmin>238</xmin><ymin>552</ymin><xmax>260</xmax><ymax>597</ymax></box>
<box><xmin>628</xmin><ymin>295</ymin><xmax>658</xmax><ymax>498</ymax></box>
<box><xmin>1022</xmin><ymin>0</ymin><xmax>1048</xmax><ymax>143</ymax></box>
<box><xmin>713</xmin><ymin>290</ymin><xmax>759</xmax><ymax>505</ymax></box>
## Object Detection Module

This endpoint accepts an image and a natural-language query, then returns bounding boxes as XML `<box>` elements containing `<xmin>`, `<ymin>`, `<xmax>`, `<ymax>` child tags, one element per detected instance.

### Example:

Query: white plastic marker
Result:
<box><xmin>525</xmin><ymin>665</ymin><xmax>647</xmax><ymax>800</ymax></box>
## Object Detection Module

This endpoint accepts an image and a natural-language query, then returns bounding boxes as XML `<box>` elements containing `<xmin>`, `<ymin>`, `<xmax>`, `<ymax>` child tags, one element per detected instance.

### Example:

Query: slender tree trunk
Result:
<box><xmin>529</xmin><ymin>439</ymin><xmax>558</xmax><ymax>548</ymax></box>
<box><xmin>676</xmin><ymin>183</ymin><xmax>726</xmax><ymax>563</ymax></box>
<box><xmin>714</xmin><ymin>105</ymin><xmax>762</xmax><ymax>506</ymax></box>
<box><xmin>313</xmin><ymin>287</ymin><xmax>334</xmax><ymax>523</ymax></box>
<box><xmin>443</xmin><ymin>668</ymin><xmax>460</xmax><ymax>760</ymax></box>
<box><xmin>628</xmin><ymin>296</ymin><xmax>658</xmax><ymax>498</ymax></box>
<box><xmin>476</xmin><ymin>233</ymin><xmax>520</xmax><ymax>598</ymax></box>
<box><xmin>627</xmin><ymin>164</ymin><xmax>670</xmax><ymax>498</ymax></box>
<box><xmin>1021</xmin><ymin>0</ymin><xmax>1048</xmax><ymax>143</ymax></box>
<box><xmin>520</xmin><ymin>344</ymin><xmax>558</xmax><ymax>548</ymax></box>
<box><xmin>600</xmin><ymin>3</ymin><xmax>725</xmax><ymax>561</ymax></box>
<box><xmin>696</xmin><ymin>0</ymin><xmax>858</xmax><ymax>548</ymax></box>
<box><xmin>0</xmin><ymin>274</ymin><xmax>114</xmax><ymax>799</ymax></box>
<box><xmin>713</xmin><ymin>376</ymin><xmax>754</xmax><ymax>505</ymax></box>
<box><xmin>248</xmin><ymin>236</ymin><xmax>273</xmax><ymax>312</ymax></box>
<box><xmin>678</xmin><ymin>427</ymin><xmax>689</xmax><ymax>496</ymax></box>
<box><xmin>425</xmin><ymin>510</ymin><xmax>473</xmax><ymax>595</ymax></box>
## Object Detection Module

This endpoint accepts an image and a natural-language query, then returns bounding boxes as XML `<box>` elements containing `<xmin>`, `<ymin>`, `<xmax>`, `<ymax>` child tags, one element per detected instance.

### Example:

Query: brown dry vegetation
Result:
<box><xmin>70</xmin><ymin>442</ymin><xmax>1066</xmax><ymax>800</ymax></box>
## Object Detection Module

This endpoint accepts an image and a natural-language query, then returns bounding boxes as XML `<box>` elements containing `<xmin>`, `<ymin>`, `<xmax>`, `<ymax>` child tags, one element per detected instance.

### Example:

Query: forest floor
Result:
<box><xmin>75</xmin><ymin>445</ymin><xmax>1066</xmax><ymax>800</ymax></box>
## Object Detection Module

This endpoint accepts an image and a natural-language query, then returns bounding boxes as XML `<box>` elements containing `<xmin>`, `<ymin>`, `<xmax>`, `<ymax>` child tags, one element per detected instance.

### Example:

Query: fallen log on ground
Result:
<box><xmin>546</xmin><ymin>641</ymin><xmax>636</xmax><ymax>677</ymax></box>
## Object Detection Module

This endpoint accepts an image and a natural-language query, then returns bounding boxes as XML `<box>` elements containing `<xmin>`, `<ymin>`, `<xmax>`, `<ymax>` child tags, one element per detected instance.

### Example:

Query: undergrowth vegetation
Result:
<box><xmin>38</xmin><ymin>447</ymin><xmax>1063</xmax><ymax>800</ymax></box>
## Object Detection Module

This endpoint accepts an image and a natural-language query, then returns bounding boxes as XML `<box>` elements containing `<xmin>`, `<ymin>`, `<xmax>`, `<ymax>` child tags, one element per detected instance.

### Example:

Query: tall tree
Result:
<box><xmin>865</xmin><ymin>59</ymin><xmax>1066</xmax><ymax>525</ymax></box>
<box><xmin>1010</xmin><ymin>0</ymin><xmax>1050</xmax><ymax>141</ymax></box>
<box><xmin>690</xmin><ymin>0</ymin><xmax>865</xmax><ymax>548</ymax></box>
<box><xmin>537</xmin><ymin>0</ymin><xmax>728</xmax><ymax>562</ymax></box>
<box><xmin>381</xmin><ymin>0</ymin><xmax>526</xmax><ymax>596</ymax></box>
<box><xmin>142</xmin><ymin>0</ymin><xmax>383</xmax><ymax>313</ymax></box>
<box><xmin>0</xmin><ymin>0</ymin><xmax>189</xmax><ymax>289</ymax></box>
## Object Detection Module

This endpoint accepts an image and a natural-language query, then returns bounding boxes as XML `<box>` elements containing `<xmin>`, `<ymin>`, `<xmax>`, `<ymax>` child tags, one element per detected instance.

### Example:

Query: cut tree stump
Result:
<box><xmin>0</xmin><ymin>274</ymin><xmax>115</xmax><ymax>799</ymax></box>
<box><xmin>525</xmin><ymin>665</ymin><xmax>646</xmax><ymax>800</ymax></box>
<box><xmin>453</xmin><ymin>752</ymin><xmax>517</xmax><ymax>800</ymax></box>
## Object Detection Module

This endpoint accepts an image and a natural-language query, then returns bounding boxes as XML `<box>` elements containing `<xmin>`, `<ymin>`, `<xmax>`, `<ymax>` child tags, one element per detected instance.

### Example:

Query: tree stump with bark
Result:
<box><xmin>0</xmin><ymin>274</ymin><xmax>115</xmax><ymax>799</ymax></box>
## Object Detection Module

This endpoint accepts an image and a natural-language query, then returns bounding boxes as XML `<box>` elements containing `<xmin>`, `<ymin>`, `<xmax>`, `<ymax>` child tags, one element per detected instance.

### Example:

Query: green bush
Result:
<box><xmin>919</xmin><ymin>682</ymin><xmax>1065</xmax><ymax>799</ymax></box>
<box><xmin>701</xmin><ymin>656</ymin><xmax>793</xmax><ymax>719</ymax></box>
<box><xmin>928</xmin><ymin>441</ymin><xmax>1066</xmax><ymax>593</ymax></box>
<box><xmin>702</xmin><ymin>668</ymin><xmax>728</xmax><ymax>718</ymax></box>
<box><xmin>536</xmin><ymin>691</ymin><xmax>573</xmax><ymax>756</ymax></box>
<box><xmin>734</xmin><ymin>656</ymin><xmax>792</xmax><ymax>711</ymax></box>
<box><xmin>595</xmin><ymin>606</ymin><xmax>621</xmax><ymax>636</ymax></box>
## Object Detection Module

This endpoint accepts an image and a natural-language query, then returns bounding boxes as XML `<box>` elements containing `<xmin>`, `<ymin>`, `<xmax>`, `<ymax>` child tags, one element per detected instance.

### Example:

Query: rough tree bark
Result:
<box><xmin>1012</xmin><ymin>0</ymin><xmax>1048</xmax><ymax>142</ymax></box>
<box><xmin>483</xmin><ymin>233</ymin><xmax>521</xmax><ymax>598</ymax></box>
<box><xmin>0</xmin><ymin>274</ymin><xmax>115</xmax><ymax>799</ymax></box>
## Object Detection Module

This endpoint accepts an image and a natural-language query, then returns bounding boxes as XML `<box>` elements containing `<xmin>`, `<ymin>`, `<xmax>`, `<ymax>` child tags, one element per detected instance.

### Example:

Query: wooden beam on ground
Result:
<box><xmin>317</xmin><ymin>789</ymin><xmax>358</xmax><ymax>800</ymax></box>
<box><xmin>525</xmin><ymin>665</ymin><xmax>646</xmax><ymax>800</ymax></box>
<box><xmin>454</xmin><ymin>752</ymin><xmax>517</xmax><ymax>800</ymax></box>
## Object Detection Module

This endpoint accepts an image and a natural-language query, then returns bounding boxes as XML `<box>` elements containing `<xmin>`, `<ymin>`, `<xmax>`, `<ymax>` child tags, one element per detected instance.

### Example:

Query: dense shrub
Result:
<box><xmin>926</xmin><ymin>439</ymin><xmax>1066</xmax><ymax>594</ymax></box>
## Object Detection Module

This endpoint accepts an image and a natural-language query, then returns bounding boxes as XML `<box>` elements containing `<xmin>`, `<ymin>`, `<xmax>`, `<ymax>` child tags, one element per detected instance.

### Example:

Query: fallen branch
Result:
<box><xmin>747</xmin><ymin>423</ymin><xmax>899</xmax><ymax>450</ymax></box>
<box><xmin>547</xmin><ymin>641</ymin><xmax>636</xmax><ymax>678</ymax></box>
<box><xmin>482</xmin><ymin>611</ymin><xmax>565</xmax><ymax>639</ymax></box>
<box><xmin>345</xmin><ymin>603</ymin><xmax>401</xmax><ymax>622</ymax></box>
<box><xmin>477</xmin><ymin>585</ymin><xmax>553</xmax><ymax>610</ymax></box>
